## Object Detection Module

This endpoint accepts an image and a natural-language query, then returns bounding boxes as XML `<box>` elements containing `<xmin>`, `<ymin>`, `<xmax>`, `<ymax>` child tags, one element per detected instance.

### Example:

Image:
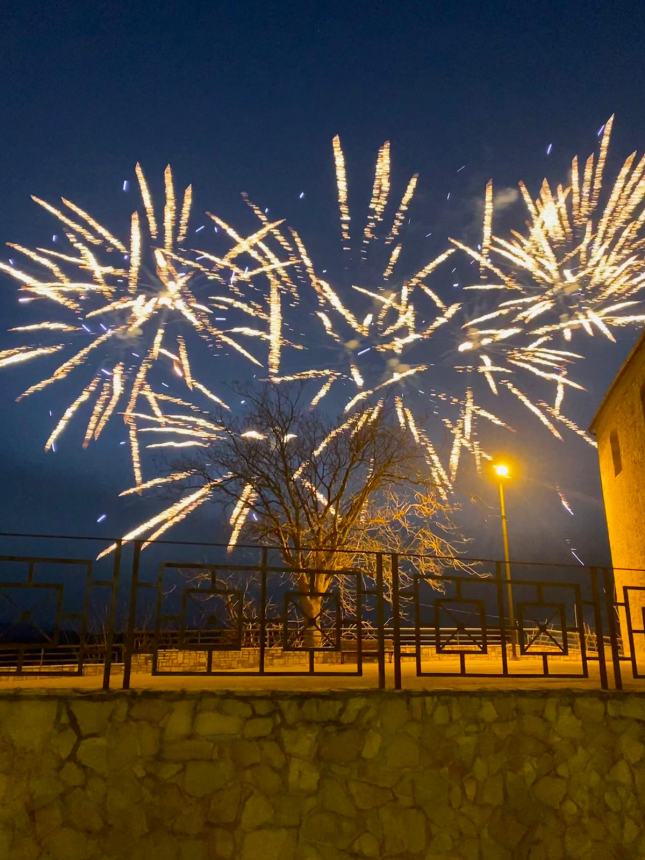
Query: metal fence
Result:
<box><xmin>0</xmin><ymin>531</ymin><xmax>642</xmax><ymax>691</ymax></box>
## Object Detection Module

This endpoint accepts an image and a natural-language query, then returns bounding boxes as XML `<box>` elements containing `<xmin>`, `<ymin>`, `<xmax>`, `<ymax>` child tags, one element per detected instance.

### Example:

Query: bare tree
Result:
<box><xmin>172</xmin><ymin>384</ymin><xmax>466</xmax><ymax>645</ymax></box>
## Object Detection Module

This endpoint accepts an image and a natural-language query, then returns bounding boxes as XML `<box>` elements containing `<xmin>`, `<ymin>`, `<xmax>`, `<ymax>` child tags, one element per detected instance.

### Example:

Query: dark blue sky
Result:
<box><xmin>0</xmin><ymin>1</ymin><xmax>643</xmax><ymax>562</ymax></box>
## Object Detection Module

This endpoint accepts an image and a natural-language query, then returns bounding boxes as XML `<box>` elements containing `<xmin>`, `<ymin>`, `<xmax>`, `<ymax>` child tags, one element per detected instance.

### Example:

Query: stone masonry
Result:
<box><xmin>0</xmin><ymin>689</ymin><xmax>644</xmax><ymax>859</ymax></box>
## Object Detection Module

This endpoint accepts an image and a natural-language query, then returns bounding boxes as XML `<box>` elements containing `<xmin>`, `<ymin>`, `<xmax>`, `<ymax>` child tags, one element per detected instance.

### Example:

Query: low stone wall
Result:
<box><xmin>0</xmin><ymin>689</ymin><xmax>644</xmax><ymax>859</ymax></box>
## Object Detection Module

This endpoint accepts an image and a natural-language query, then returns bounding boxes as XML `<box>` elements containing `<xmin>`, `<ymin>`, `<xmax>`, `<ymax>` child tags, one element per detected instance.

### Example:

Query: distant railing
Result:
<box><xmin>0</xmin><ymin>531</ymin><xmax>642</xmax><ymax>691</ymax></box>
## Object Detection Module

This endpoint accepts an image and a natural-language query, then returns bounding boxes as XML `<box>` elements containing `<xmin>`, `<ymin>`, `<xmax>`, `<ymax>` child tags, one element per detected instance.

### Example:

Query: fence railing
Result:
<box><xmin>0</xmin><ymin>531</ymin><xmax>642</xmax><ymax>691</ymax></box>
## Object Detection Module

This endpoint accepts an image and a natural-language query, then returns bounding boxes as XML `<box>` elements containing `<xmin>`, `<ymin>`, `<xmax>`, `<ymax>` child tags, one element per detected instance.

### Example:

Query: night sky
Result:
<box><xmin>0</xmin><ymin>1</ymin><xmax>644</xmax><ymax>564</ymax></box>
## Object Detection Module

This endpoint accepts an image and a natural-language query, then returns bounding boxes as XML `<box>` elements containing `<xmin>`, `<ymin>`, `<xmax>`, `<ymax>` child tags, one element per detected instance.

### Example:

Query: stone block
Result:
<box><xmin>383</xmin><ymin>733</ymin><xmax>420</xmax><ymax>769</ymax></box>
<box><xmin>288</xmin><ymin>757</ymin><xmax>320</xmax><ymax>793</ymax></box>
<box><xmin>163</xmin><ymin>700</ymin><xmax>194</xmax><ymax>739</ymax></box>
<box><xmin>48</xmin><ymin>826</ymin><xmax>91</xmax><ymax>860</ymax></box>
<box><xmin>247</xmin><ymin>763</ymin><xmax>282</xmax><ymax>795</ymax></box>
<box><xmin>3</xmin><ymin>700</ymin><xmax>58</xmax><ymax>750</ymax></box>
<box><xmin>11</xmin><ymin>835</ymin><xmax>41</xmax><ymax>860</ymax></box>
<box><xmin>480</xmin><ymin>701</ymin><xmax>498</xmax><ymax>722</ymax></box>
<box><xmin>260</xmin><ymin>739</ymin><xmax>286</xmax><ymax>769</ymax></box>
<box><xmin>241</xmin><ymin>828</ymin><xmax>297</xmax><ymax>860</ymax></box>
<box><xmin>69</xmin><ymin>700</ymin><xmax>113</xmax><ymax>736</ymax></box>
<box><xmin>301</xmin><ymin>809</ymin><xmax>359</xmax><ymax>849</ymax></box>
<box><xmin>252</xmin><ymin>699</ymin><xmax>275</xmax><ymax>716</ymax></box>
<box><xmin>130</xmin><ymin>696</ymin><xmax>172</xmax><ymax>722</ymax></box>
<box><xmin>76</xmin><ymin>736</ymin><xmax>108</xmax><ymax>774</ymax></box>
<box><xmin>572</xmin><ymin>696</ymin><xmax>605</xmax><ymax>723</ymax></box>
<box><xmin>349</xmin><ymin>779</ymin><xmax>393</xmax><ymax>809</ymax></box>
<box><xmin>619</xmin><ymin>733</ymin><xmax>645</xmax><ymax>764</ymax></box>
<box><xmin>533</xmin><ymin>775</ymin><xmax>567</xmax><ymax>808</ymax></box>
<box><xmin>281</xmin><ymin>726</ymin><xmax>319</xmax><ymax>758</ymax></box>
<box><xmin>340</xmin><ymin>697</ymin><xmax>367</xmax><ymax>724</ymax></box>
<box><xmin>554</xmin><ymin>708</ymin><xmax>583</xmax><ymax>740</ymax></box>
<box><xmin>194</xmin><ymin>710</ymin><xmax>241</xmax><ymax>737</ymax></box>
<box><xmin>243</xmin><ymin>716</ymin><xmax>273</xmax><ymax>738</ymax></box>
<box><xmin>241</xmin><ymin>791</ymin><xmax>273</xmax><ymax>829</ymax></box>
<box><xmin>208</xmin><ymin>827</ymin><xmax>235</xmax><ymax>859</ymax></box>
<box><xmin>29</xmin><ymin>774</ymin><xmax>65</xmax><ymax>809</ymax></box>
<box><xmin>487</xmin><ymin>807</ymin><xmax>528</xmax><ymax>850</ymax></box>
<box><xmin>352</xmin><ymin>832</ymin><xmax>381</xmax><ymax>857</ymax></box>
<box><xmin>179</xmin><ymin>839</ymin><xmax>207</xmax><ymax>860</ymax></box>
<box><xmin>219</xmin><ymin>699</ymin><xmax>253</xmax><ymax>719</ymax></box>
<box><xmin>301</xmin><ymin>698</ymin><xmax>343</xmax><ymax>722</ymax></box>
<box><xmin>63</xmin><ymin>787</ymin><xmax>104</xmax><ymax>833</ymax></box>
<box><xmin>608</xmin><ymin>759</ymin><xmax>633</xmax><ymax>786</ymax></box>
<box><xmin>361</xmin><ymin>729</ymin><xmax>382</xmax><ymax>759</ymax></box>
<box><xmin>34</xmin><ymin>801</ymin><xmax>63</xmax><ymax>840</ymax></box>
<box><xmin>184</xmin><ymin>760</ymin><xmax>232</xmax><ymax>797</ymax></box>
<box><xmin>171</xmin><ymin>802</ymin><xmax>205</xmax><ymax>836</ymax></box>
<box><xmin>379</xmin><ymin>697</ymin><xmax>409</xmax><ymax>732</ymax></box>
<box><xmin>51</xmin><ymin>727</ymin><xmax>77</xmax><ymax>760</ymax></box>
<box><xmin>318</xmin><ymin>727</ymin><xmax>362</xmax><ymax>764</ymax></box>
<box><xmin>279</xmin><ymin>699</ymin><xmax>301</xmax><ymax>725</ymax></box>
<box><xmin>379</xmin><ymin>805</ymin><xmax>426</xmax><ymax>855</ymax></box>
<box><xmin>163</xmin><ymin>739</ymin><xmax>214</xmax><ymax>761</ymax></box>
<box><xmin>207</xmin><ymin>782</ymin><xmax>242</xmax><ymax>824</ymax></box>
<box><xmin>319</xmin><ymin>776</ymin><xmax>356</xmax><ymax>817</ymax></box>
<box><xmin>433</xmin><ymin>703</ymin><xmax>450</xmax><ymax>725</ymax></box>
<box><xmin>230</xmin><ymin>738</ymin><xmax>261</xmax><ymax>767</ymax></box>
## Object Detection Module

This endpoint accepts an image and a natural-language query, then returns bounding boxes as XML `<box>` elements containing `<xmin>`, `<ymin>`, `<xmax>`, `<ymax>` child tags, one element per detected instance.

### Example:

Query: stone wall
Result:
<box><xmin>1</xmin><ymin>689</ymin><xmax>644</xmax><ymax>859</ymax></box>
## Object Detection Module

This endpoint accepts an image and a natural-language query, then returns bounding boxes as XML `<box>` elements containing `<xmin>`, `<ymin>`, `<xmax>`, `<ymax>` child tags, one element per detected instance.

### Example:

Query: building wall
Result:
<box><xmin>594</xmin><ymin>336</ymin><xmax>645</xmax><ymax>571</ymax></box>
<box><xmin>593</xmin><ymin>336</ymin><xmax>645</xmax><ymax>663</ymax></box>
<box><xmin>0</xmin><ymin>689</ymin><xmax>644</xmax><ymax>859</ymax></box>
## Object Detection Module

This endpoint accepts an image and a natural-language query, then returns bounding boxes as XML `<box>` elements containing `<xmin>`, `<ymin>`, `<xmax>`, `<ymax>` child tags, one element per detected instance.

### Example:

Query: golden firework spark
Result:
<box><xmin>455</xmin><ymin>117</ymin><xmax>645</xmax><ymax>345</ymax></box>
<box><xmin>1</xmin><ymin>165</ymin><xmax>295</xmax><ymax>482</ymax></box>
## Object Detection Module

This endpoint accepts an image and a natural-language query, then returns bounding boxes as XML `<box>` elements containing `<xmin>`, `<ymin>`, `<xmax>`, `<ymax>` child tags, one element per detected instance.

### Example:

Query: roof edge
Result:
<box><xmin>589</xmin><ymin>327</ymin><xmax>645</xmax><ymax>432</ymax></box>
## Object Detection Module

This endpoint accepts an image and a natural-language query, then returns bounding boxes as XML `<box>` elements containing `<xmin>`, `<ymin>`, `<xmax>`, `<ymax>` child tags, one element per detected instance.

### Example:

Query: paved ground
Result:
<box><xmin>0</xmin><ymin>655</ymin><xmax>636</xmax><ymax>692</ymax></box>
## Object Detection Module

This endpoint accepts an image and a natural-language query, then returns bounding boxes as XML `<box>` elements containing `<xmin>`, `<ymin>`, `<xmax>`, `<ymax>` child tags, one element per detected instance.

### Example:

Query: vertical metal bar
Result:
<box><xmin>77</xmin><ymin>562</ymin><xmax>91</xmax><ymax>677</ymax></box>
<box><xmin>391</xmin><ymin>553</ymin><xmax>402</xmax><ymax>690</ymax></box>
<box><xmin>151</xmin><ymin>564</ymin><xmax>165</xmax><ymax>676</ymax></box>
<box><xmin>356</xmin><ymin>571</ymin><xmax>363</xmax><ymax>677</ymax></box>
<box><xmin>625</xmin><ymin>587</ymin><xmax>639</xmax><ymax>679</ymax></box>
<box><xmin>414</xmin><ymin>576</ymin><xmax>422</xmax><ymax>679</ymax></box>
<box><xmin>573</xmin><ymin>585</ymin><xmax>588</xmax><ymax>679</ymax></box>
<box><xmin>495</xmin><ymin>561</ymin><xmax>509</xmax><ymax>677</ymax></box>
<box><xmin>589</xmin><ymin>567</ymin><xmax>608</xmax><ymax>689</ymax></box>
<box><xmin>308</xmin><ymin>569</ymin><xmax>315</xmax><ymax>674</ymax></box>
<box><xmin>122</xmin><ymin>540</ymin><xmax>142</xmax><ymax>690</ymax></box>
<box><xmin>375</xmin><ymin>553</ymin><xmax>386</xmax><ymax>689</ymax></box>
<box><xmin>102</xmin><ymin>539</ymin><xmax>122</xmax><ymax>691</ymax></box>
<box><xmin>600</xmin><ymin>566</ymin><xmax>622</xmax><ymax>690</ymax></box>
<box><xmin>259</xmin><ymin>547</ymin><xmax>267</xmax><ymax>675</ymax></box>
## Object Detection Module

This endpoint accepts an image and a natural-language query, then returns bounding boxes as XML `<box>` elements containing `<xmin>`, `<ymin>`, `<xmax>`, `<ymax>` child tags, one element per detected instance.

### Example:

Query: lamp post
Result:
<box><xmin>493</xmin><ymin>462</ymin><xmax>518</xmax><ymax>659</ymax></box>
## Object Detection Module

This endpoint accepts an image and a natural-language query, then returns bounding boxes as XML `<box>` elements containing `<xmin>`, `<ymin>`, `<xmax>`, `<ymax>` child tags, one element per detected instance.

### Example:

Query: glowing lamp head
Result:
<box><xmin>493</xmin><ymin>463</ymin><xmax>509</xmax><ymax>478</ymax></box>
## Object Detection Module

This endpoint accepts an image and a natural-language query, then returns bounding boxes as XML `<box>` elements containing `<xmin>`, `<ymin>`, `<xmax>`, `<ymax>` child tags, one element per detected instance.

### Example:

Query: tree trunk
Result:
<box><xmin>299</xmin><ymin>593</ymin><xmax>323</xmax><ymax>648</ymax></box>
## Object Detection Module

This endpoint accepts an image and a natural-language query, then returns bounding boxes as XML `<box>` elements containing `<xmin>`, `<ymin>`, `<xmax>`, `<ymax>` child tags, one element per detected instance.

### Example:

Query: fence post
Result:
<box><xmin>589</xmin><ymin>566</ymin><xmax>609</xmax><ymax>690</ymax></box>
<box><xmin>375</xmin><ymin>554</ymin><xmax>386</xmax><ymax>689</ymax></box>
<box><xmin>102</xmin><ymin>539</ymin><xmax>122</xmax><ymax>691</ymax></box>
<box><xmin>259</xmin><ymin>547</ymin><xmax>268</xmax><ymax>675</ymax></box>
<box><xmin>601</xmin><ymin>566</ymin><xmax>623</xmax><ymax>690</ymax></box>
<box><xmin>391</xmin><ymin>553</ymin><xmax>402</xmax><ymax>690</ymax></box>
<box><xmin>122</xmin><ymin>540</ymin><xmax>142</xmax><ymax>690</ymax></box>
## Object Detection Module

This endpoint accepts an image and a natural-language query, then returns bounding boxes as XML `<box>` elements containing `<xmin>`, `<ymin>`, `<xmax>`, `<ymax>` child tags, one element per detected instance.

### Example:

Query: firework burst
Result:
<box><xmin>266</xmin><ymin>137</ymin><xmax>590</xmax><ymax>486</ymax></box>
<box><xmin>0</xmin><ymin>165</ymin><xmax>296</xmax><ymax>483</ymax></box>
<box><xmin>453</xmin><ymin>117</ymin><xmax>645</xmax><ymax>346</ymax></box>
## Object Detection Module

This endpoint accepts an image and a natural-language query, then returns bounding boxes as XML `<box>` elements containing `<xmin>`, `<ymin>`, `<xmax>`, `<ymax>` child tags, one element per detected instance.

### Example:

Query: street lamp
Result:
<box><xmin>493</xmin><ymin>462</ymin><xmax>518</xmax><ymax>659</ymax></box>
